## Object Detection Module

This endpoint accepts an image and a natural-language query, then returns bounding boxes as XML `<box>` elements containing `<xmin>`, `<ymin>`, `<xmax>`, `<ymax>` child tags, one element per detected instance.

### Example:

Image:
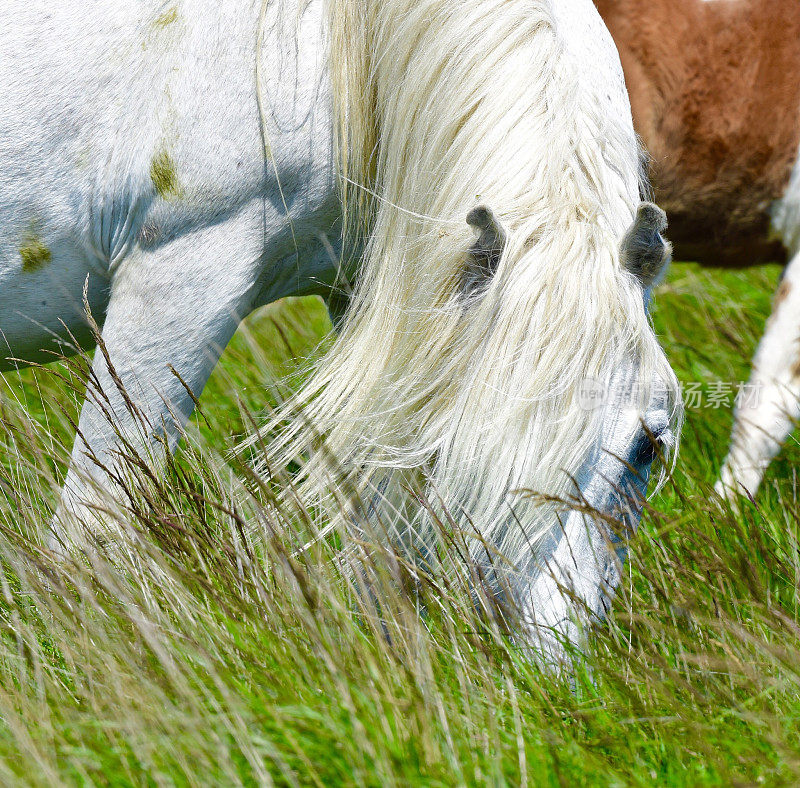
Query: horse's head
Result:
<box><xmin>507</xmin><ymin>201</ymin><xmax>678</xmax><ymax>667</ymax></box>
<box><xmin>269</xmin><ymin>0</ymin><xmax>682</xmax><ymax>668</ymax></box>
<box><xmin>441</xmin><ymin>191</ymin><xmax>678</xmax><ymax>671</ymax></box>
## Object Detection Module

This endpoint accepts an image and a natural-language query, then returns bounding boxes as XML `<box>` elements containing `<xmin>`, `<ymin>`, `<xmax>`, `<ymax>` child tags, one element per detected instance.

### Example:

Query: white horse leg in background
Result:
<box><xmin>717</xmin><ymin>156</ymin><xmax>800</xmax><ymax>499</ymax></box>
<box><xmin>0</xmin><ymin>1</ymin><xmax>341</xmax><ymax>546</ymax></box>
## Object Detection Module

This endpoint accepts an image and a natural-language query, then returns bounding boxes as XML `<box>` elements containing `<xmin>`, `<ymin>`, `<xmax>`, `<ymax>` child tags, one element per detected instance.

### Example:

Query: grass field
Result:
<box><xmin>1</xmin><ymin>261</ymin><xmax>799</xmax><ymax>785</ymax></box>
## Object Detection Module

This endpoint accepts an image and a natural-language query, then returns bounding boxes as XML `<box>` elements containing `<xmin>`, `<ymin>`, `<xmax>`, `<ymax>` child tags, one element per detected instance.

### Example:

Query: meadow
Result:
<box><xmin>0</xmin><ymin>261</ymin><xmax>799</xmax><ymax>786</ymax></box>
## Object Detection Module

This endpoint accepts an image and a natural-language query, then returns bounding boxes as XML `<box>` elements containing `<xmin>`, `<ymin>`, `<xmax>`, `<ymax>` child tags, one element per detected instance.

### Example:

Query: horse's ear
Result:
<box><xmin>621</xmin><ymin>202</ymin><xmax>672</xmax><ymax>288</ymax></box>
<box><xmin>462</xmin><ymin>206</ymin><xmax>506</xmax><ymax>293</ymax></box>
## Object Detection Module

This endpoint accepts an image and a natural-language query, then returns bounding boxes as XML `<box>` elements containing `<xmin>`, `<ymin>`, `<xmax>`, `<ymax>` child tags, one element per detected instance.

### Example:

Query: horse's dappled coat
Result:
<box><xmin>0</xmin><ymin>0</ymin><xmax>679</xmax><ymax>666</ymax></box>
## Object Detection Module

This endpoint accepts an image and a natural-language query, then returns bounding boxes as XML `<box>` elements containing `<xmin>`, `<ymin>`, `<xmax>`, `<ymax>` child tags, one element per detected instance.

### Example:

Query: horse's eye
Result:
<box><xmin>633</xmin><ymin>431</ymin><xmax>662</xmax><ymax>466</ymax></box>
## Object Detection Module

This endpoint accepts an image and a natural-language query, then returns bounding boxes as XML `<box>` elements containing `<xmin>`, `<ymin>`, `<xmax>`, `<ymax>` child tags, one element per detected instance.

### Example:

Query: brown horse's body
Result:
<box><xmin>597</xmin><ymin>0</ymin><xmax>800</xmax><ymax>266</ymax></box>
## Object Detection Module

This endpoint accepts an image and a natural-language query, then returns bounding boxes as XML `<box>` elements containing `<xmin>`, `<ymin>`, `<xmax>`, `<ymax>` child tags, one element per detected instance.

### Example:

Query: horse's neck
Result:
<box><xmin>550</xmin><ymin>0</ymin><xmax>639</xmax><ymax>199</ymax></box>
<box><xmin>250</xmin><ymin>0</ymin><xmax>344</xmax><ymax>303</ymax></box>
<box><xmin>550</xmin><ymin>0</ymin><xmax>630</xmax><ymax>104</ymax></box>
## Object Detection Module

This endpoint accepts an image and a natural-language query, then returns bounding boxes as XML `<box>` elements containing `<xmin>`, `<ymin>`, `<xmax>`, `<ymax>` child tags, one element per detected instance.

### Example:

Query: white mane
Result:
<box><xmin>259</xmin><ymin>0</ymin><xmax>678</xmax><ymax>567</ymax></box>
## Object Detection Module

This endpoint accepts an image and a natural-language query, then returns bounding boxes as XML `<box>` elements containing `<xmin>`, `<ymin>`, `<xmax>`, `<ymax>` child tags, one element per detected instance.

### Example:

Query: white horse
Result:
<box><xmin>0</xmin><ymin>0</ymin><xmax>679</xmax><ymax>664</ymax></box>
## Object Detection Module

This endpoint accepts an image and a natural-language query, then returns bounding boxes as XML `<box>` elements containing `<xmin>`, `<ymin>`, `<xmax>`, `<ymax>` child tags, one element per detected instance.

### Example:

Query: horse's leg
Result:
<box><xmin>716</xmin><ymin>251</ymin><xmax>800</xmax><ymax>499</ymax></box>
<box><xmin>51</xmin><ymin>212</ymin><xmax>262</xmax><ymax>552</ymax></box>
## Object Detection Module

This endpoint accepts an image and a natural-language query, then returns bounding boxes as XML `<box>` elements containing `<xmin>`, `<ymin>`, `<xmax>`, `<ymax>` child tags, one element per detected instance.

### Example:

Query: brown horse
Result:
<box><xmin>597</xmin><ymin>0</ymin><xmax>800</xmax><ymax>497</ymax></box>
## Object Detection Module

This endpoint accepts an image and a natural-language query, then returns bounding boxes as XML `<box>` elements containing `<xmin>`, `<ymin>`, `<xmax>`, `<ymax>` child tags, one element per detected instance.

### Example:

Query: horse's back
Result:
<box><xmin>597</xmin><ymin>0</ymin><xmax>800</xmax><ymax>266</ymax></box>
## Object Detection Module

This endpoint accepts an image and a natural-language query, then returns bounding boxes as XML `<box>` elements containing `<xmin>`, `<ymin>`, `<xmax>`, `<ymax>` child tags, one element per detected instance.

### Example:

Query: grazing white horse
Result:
<box><xmin>0</xmin><ymin>0</ymin><xmax>679</xmax><ymax>664</ymax></box>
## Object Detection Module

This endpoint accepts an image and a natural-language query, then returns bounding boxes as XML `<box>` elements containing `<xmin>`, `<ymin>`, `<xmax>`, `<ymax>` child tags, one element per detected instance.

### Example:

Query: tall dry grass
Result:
<box><xmin>0</xmin><ymin>278</ymin><xmax>798</xmax><ymax>784</ymax></box>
